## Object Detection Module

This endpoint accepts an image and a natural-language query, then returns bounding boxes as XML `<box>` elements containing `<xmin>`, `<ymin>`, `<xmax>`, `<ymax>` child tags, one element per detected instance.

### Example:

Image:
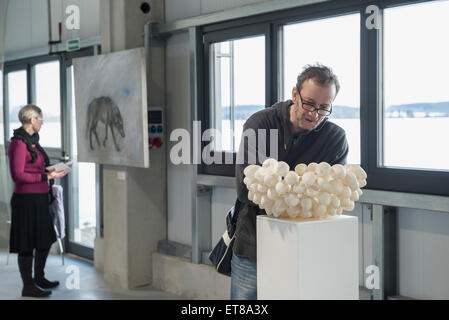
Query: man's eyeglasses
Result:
<box><xmin>298</xmin><ymin>90</ymin><xmax>332</xmax><ymax>116</ymax></box>
<box><xmin>36</xmin><ymin>117</ymin><xmax>44</xmax><ymax>123</ymax></box>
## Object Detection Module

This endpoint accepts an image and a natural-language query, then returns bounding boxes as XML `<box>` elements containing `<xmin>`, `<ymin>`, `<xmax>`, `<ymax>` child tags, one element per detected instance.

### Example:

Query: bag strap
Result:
<box><xmin>231</xmin><ymin>198</ymin><xmax>242</xmax><ymax>224</ymax></box>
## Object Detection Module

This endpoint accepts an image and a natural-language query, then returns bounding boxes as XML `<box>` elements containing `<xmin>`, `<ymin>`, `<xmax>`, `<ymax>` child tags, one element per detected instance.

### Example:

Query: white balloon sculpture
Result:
<box><xmin>243</xmin><ymin>159</ymin><xmax>367</xmax><ymax>219</ymax></box>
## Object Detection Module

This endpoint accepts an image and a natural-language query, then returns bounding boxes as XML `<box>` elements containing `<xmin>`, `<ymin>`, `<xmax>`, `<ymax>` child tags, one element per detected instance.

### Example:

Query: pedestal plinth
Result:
<box><xmin>257</xmin><ymin>215</ymin><xmax>358</xmax><ymax>300</ymax></box>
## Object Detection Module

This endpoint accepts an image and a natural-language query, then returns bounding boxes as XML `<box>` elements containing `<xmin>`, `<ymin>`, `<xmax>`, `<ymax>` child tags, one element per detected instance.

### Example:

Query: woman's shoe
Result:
<box><xmin>35</xmin><ymin>277</ymin><xmax>60</xmax><ymax>289</ymax></box>
<box><xmin>22</xmin><ymin>283</ymin><xmax>52</xmax><ymax>298</ymax></box>
<box><xmin>18</xmin><ymin>256</ymin><xmax>51</xmax><ymax>298</ymax></box>
<box><xmin>34</xmin><ymin>249</ymin><xmax>59</xmax><ymax>289</ymax></box>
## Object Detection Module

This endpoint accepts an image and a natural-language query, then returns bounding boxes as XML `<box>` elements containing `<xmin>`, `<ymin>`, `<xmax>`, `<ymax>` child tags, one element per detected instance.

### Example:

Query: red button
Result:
<box><xmin>153</xmin><ymin>137</ymin><xmax>163</xmax><ymax>148</ymax></box>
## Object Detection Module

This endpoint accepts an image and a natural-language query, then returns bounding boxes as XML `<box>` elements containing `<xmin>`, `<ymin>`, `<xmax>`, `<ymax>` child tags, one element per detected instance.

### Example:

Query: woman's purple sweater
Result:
<box><xmin>8</xmin><ymin>139</ymin><xmax>49</xmax><ymax>194</ymax></box>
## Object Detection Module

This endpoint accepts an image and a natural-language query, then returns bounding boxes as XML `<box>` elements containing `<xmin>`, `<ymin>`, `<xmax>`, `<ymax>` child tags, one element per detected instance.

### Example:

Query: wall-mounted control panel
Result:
<box><xmin>148</xmin><ymin>106</ymin><xmax>164</xmax><ymax>149</ymax></box>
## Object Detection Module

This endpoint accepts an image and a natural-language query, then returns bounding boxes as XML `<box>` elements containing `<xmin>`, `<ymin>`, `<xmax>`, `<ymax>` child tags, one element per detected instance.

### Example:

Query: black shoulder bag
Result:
<box><xmin>208</xmin><ymin>198</ymin><xmax>242</xmax><ymax>276</ymax></box>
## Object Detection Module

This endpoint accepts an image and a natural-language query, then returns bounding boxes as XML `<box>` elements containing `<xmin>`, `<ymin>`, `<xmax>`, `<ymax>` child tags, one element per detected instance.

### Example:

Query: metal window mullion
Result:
<box><xmin>97</xmin><ymin>164</ymin><xmax>104</xmax><ymax>238</ymax></box>
<box><xmin>3</xmin><ymin>74</ymin><xmax>9</xmax><ymax>147</ymax></box>
<box><xmin>63</xmin><ymin>59</ymin><xmax>76</xmax><ymax>249</ymax></box>
<box><xmin>365</xmin><ymin>6</ymin><xmax>382</xmax><ymax>185</ymax></box>
<box><xmin>360</xmin><ymin>6</ymin><xmax>370</xmax><ymax>172</ymax></box>
<box><xmin>372</xmin><ymin>204</ymin><xmax>384</xmax><ymax>300</ymax></box>
<box><xmin>229</xmin><ymin>41</ymin><xmax>235</xmax><ymax>152</ymax></box>
<box><xmin>60</xmin><ymin>56</ymin><xmax>68</xmax><ymax>158</ymax></box>
<box><xmin>213</xmin><ymin>45</ymin><xmax>222</xmax><ymax>150</ymax></box>
<box><xmin>190</xmin><ymin>26</ymin><xmax>201</xmax><ymax>264</ymax></box>
<box><xmin>383</xmin><ymin>206</ymin><xmax>398</xmax><ymax>299</ymax></box>
<box><xmin>377</xmin><ymin>9</ymin><xmax>385</xmax><ymax>167</ymax></box>
<box><xmin>275</xmin><ymin>24</ymin><xmax>283</xmax><ymax>104</ymax></box>
<box><xmin>27</xmin><ymin>63</ymin><xmax>34</xmax><ymax>104</ymax></box>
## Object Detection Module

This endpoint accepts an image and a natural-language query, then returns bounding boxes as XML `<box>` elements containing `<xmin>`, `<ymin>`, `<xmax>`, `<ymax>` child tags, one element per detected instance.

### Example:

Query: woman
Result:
<box><xmin>8</xmin><ymin>104</ymin><xmax>67</xmax><ymax>298</ymax></box>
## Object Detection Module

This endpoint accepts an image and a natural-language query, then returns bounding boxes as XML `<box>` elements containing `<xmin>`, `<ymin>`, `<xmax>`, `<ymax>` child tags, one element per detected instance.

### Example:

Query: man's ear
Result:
<box><xmin>292</xmin><ymin>86</ymin><xmax>298</xmax><ymax>103</ymax></box>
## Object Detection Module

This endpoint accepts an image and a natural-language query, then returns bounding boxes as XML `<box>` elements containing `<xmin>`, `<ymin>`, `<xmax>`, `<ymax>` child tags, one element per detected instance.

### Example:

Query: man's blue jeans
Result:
<box><xmin>230</xmin><ymin>252</ymin><xmax>257</xmax><ymax>300</ymax></box>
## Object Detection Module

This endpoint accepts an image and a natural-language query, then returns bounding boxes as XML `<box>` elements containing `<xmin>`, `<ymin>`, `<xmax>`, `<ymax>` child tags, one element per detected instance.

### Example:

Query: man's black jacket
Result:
<box><xmin>234</xmin><ymin>99</ymin><xmax>349</xmax><ymax>262</ymax></box>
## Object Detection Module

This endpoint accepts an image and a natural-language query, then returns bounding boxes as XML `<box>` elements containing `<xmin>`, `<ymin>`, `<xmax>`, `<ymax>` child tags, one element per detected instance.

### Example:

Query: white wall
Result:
<box><xmin>165</xmin><ymin>31</ymin><xmax>193</xmax><ymax>245</ymax></box>
<box><xmin>4</xmin><ymin>0</ymin><xmax>100</xmax><ymax>57</ymax></box>
<box><xmin>164</xmin><ymin>0</ymin><xmax>266</xmax><ymax>23</ymax></box>
<box><xmin>164</xmin><ymin>0</ymin><xmax>268</xmax><ymax>247</ymax></box>
<box><xmin>398</xmin><ymin>208</ymin><xmax>449</xmax><ymax>299</ymax></box>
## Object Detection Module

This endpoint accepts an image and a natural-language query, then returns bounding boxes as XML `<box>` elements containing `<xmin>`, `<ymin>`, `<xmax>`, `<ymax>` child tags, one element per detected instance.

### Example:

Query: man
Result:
<box><xmin>232</xmin><ymin>64</ymin><xmax>349</xmax><ymax>300</ymax></box>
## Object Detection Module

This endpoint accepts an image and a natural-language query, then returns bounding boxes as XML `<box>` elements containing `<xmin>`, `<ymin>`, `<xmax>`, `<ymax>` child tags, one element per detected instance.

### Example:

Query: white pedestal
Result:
<box><xmin>257</xmin><ymin>215</ymin><xmax>359</xmax><ymax>300</ymax></box>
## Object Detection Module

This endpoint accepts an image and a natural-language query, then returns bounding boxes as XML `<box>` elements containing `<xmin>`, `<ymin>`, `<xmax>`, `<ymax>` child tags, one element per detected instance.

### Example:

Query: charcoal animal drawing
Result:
<box><xmin>87</xmin><ymin>96</ymin><xmax>125</xmax><ymax>151</ymax></box>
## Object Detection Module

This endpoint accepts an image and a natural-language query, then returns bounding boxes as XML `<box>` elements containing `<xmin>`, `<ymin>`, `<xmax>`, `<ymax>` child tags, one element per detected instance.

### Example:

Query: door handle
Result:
<box><xmin>60</xmin><ymin>152</ymin><xmax>70</xmax><ymax>163</ymax></box>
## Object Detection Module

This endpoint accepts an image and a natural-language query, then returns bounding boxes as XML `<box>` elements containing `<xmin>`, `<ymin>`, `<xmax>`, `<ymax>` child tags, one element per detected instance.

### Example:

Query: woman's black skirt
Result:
<box><xmin>9</xmin><ymin>193</ymin><xmax>57</xmax><ymax>253</ymax></box>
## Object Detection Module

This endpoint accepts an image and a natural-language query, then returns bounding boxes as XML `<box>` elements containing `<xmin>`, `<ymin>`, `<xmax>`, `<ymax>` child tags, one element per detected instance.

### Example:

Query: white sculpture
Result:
<box><xmin>243</xmin><ymin>159</ymin><xmax>367</xmax><ymax>219</ymax></box>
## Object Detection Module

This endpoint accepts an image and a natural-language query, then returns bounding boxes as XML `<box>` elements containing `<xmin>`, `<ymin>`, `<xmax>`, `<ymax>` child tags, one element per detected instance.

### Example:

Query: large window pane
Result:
<box><xmin>7</xmin><ymin>70</ymin><xmax>27</xmax><ymax>139</ymax></box>
<box><xmin>210</xmin><ymin>35</ymin><xmax>265</xmax><ymax>152</ymax></box>
<box><xmin>283</xmin><ymin>14</ymin><xmax>360</xmax><ymax>164</ymax></box>
<box><xmin>35</xmin><ymin>60</ymin><xmax>61</xmax><ymax>148</ymax></box>
<box><xmin>384</xmin><ymin>1</ymin><xmax>449</xmax><ymax>170</ymax></box>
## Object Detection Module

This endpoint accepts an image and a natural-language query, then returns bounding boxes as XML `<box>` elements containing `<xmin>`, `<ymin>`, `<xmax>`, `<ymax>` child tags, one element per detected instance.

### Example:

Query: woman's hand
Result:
<box><xmin>47</xmin><ymin>168</ymin><xmax>68</xmax><ymax>180</ymax></box>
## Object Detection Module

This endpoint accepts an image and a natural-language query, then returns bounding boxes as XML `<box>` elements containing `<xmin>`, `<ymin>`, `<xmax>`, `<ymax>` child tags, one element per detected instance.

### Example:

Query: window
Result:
<box><xmin>5</xmin><ymin>58</ymin><xmax>62</xmax><ymax>150</ymax></box>
<box><xmin>7</xmin><ymin>70</ymin><xmax>27</xmax><ymax>139</ymax></box>
<box><xmin>200</xmin><ymin>0</ymin><xmax>449</xmax><ymax>196</ymax></box>
<box><xmin>282</xmin><ymin>13</ymin><xmax>360</xmax><ymax>164</ymax></box>
<box><xmin>210</xmin><ymin>35</ymin><xmax>265</xmax><ymax>152</ymax></box>
<box><xmin>34</xmin><ymin>61</ymin><xmax>61</xmax><ymax>148</ymax></box>
<box><xmin>383</xmin><ymin>1</ymin><xmax>449</xmax><ymax>170</ymax></box>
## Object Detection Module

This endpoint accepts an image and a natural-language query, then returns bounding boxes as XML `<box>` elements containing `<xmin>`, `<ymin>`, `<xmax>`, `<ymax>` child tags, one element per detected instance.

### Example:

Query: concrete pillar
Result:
<box><xmin>96</xmin><ymin>0</ymin><xmax>165</xmax><ymax>289</ymax></box>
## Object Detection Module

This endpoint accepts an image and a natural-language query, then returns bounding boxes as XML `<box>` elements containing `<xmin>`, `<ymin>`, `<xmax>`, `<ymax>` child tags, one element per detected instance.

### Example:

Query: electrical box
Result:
<box><xmin>148</xmin><ymin>106</ymin><xmax>164</xmax><ymax>149</ymax></box>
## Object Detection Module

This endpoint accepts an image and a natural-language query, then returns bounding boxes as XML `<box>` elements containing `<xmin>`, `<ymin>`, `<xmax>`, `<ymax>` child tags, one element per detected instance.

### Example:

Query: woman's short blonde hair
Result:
<box><xmin>18</xmin><ymin>104</ymin><xmax>42</xmax><ymax>125</ymax></box>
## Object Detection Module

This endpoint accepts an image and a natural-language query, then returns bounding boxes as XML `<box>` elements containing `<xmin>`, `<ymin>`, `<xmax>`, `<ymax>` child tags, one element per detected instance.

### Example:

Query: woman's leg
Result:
<box><xmin>230</xmin><ymin>252</ymin><xmax>257</xmax><ymax>300</ymax></box>
<box><xmin>18</xmin><ymin>251</ymin><xmax>34</xmax><ymax>286</ymax></box>
<box><xmin>17</xmin><ymin>251</ymin><xmax>51</xmax><ymax>298</ymax></box>
<box><xmin>34</xmin><ymin>247</ymin><xmax>60</xmax><ymax>289</ymax></box>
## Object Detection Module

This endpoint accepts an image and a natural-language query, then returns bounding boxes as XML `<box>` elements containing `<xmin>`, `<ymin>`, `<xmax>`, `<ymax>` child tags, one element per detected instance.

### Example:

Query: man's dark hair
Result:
<box><xmin>296</xmin><ymin>63</ymin><xmax>340</xmax><ymax>97</ymax></box>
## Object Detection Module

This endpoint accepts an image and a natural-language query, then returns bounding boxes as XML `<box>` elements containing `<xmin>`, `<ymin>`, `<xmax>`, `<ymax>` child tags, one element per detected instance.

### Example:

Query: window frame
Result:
<box><xmin>198</xmin><ymin>0</ymin><xmax>449</xmax><ymax>196</ymax></box>
<box><xmin>201</xmin><ymin>23</ymin><xmax>272</xmax><ymax>176</ymax></box>
<box><xmin>62</xmin><ymin>46</ymin><xmax>101</xmax><ymax>260</ymax></box>
<box><xmin>3</xmin><ymin>54</ymin><xmax>63</xmax><ymax>156</ymax></box>
<box><xmin>364</xmin><ymin>0</ymin><xmax>449</xmax><ymax>196</ymax></box>
<box><xmin>2</xmin><ymin>47</ymin><xmax>103</xmax><ymax>260</ymax></box>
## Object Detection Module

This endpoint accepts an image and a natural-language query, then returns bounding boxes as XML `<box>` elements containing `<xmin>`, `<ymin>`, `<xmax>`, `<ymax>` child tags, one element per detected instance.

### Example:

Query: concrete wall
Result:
<box><xmin>398</xmin><ymin>208</ymin><xmax>449</xmax><ymax>299</ymax></box>
<box><xmin>165</xmin><ymin>0</ymin><xmax>266</xmax><ymax>23</ymax></box>
<box><xmin>152</xmin><ymin>252</ymin><xmax>230</xmax><ymax>299</ymax></box>
<box><xmin>5</xmin><ymin>0</ymin><xmax>100</xmax><ymax>57</ymax></box>
<box><xmin>99</xmin><ymin>0</ymin><xmax>167</xmax><ymax>289</ymax></box>
<box><xmin>164</xmin><ymin>0</ymin><xmax>267</xmax><ymax>246</ymax></box>
<box><xmin>165</xmin><ymin>31</ymin><xmax>193</xmax><ymax>245</ymax></box>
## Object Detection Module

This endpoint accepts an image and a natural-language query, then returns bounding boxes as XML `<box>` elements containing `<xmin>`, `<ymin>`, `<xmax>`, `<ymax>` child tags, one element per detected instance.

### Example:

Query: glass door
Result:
<box><xmin>65</xmin><ymin>62</ymin><xmax>99</xmax><ymax>260</ymax></box>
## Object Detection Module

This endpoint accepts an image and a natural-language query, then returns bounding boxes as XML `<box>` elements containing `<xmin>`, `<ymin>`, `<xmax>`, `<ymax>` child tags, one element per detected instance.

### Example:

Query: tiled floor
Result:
<box><xmin>0</xmin><ymin>249</ymin><xmax>187</xmax><ymax>300</ymax></box>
